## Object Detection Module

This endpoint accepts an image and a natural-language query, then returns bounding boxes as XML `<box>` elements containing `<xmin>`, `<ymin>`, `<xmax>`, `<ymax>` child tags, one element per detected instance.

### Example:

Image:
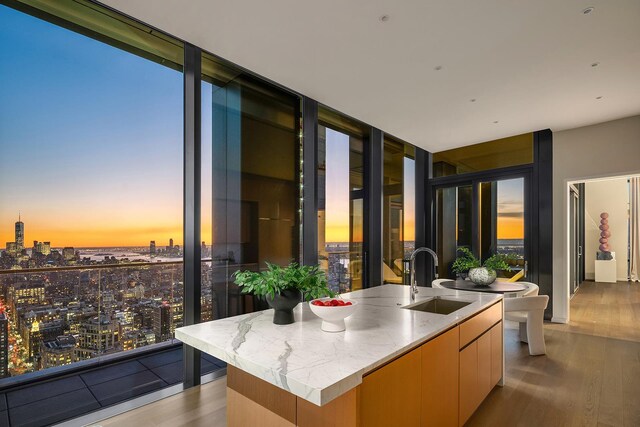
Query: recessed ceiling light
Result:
<box><xmin>591</xmin><ymin>62</ymin><xmax>600</xmax><ymax>67</ymax></box>
<box><xmin>582</xmin><ymin>7</ymin><xmax>595</xmax><ymax>14</ymax></box>
<box><xmin>596</xmin><ymin>96</ymin><xmax>603</xmax><ymax>100</ymax></box>
<box><xmin>434</xmin><ymin>65</ymin><xmax>443</xmax><ymax>71</ymax></box>
<box><xmin>470</xmin><ymin>99</ymin><xmax>477</xmax><ymax>103</ymax></box>
<box><xmin>379</xmin><ymin>15</ymin><xmax>390</xmax><ymax>22</ymax></box>
<box><xmin>493</xmin><ymin>120</ymin><xmax>499</xmax><ymax>124</ymax></box>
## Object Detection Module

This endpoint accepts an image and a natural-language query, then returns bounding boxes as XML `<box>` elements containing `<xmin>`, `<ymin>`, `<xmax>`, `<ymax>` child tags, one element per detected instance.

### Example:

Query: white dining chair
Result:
<box><xmin>518</xmin><ymin>282</ymin><xmax>539</xmax><ymax>296</ymax></box>
<box><xmin>504</xmin><ymin>294</ymin><xmax>549</xmax><ymax>355</ymax></box>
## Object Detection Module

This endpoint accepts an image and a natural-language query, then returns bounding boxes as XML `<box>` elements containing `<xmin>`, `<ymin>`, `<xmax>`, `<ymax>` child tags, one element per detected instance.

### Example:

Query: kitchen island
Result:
<box><xmin>176</xmin><ymin>285</ymin><xmax>504</xmax><ymax>426</ymax></box>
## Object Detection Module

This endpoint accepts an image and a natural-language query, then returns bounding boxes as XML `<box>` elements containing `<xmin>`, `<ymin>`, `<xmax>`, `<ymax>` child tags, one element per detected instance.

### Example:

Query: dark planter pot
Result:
<box><xmin>266</xmin><ymin>288</ymin><xmax>302</xmax><ymax>325</ymax></box>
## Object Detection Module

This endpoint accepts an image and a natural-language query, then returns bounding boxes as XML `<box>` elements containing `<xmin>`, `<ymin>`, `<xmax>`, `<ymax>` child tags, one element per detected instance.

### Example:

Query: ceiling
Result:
<box><xmin>100</xmin><ymin>0</ymin><xmax>640</xmax><ymax>152</ymax></box>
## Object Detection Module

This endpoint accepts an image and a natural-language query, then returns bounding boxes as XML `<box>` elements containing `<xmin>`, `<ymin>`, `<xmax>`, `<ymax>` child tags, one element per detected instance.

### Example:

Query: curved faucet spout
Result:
<box><xmin>404</xmin><ymin>247</ymin><xmax>439</xmax><ymax>301</ymax></box>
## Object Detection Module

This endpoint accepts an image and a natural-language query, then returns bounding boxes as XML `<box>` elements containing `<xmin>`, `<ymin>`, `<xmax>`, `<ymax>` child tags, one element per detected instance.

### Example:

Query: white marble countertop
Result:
<box><xmin>176</xmin><ymin>284</ymin><xmax>502</xmax><ymax>406</ymax></box>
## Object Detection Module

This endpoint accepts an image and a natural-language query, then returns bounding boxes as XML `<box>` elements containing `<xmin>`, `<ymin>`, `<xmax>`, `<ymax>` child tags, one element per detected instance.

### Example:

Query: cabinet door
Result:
<box><xmin>458</xmin><ymin>340</ymin><xmax>478</xmax><ymax>426</ymax></box>
<box><xmin>477</xmin><ymin>331</ymin><xmax>492</xmax><ymax>399</ymax></box>
<box><xmin>490</xmin><ymin>322</ymin><xmax>503</xmax><ymax>387</ymax></box>
<box><xmin>360</xmin><ymin>347</ymin><xmax>421</xmax><ymax>427</ymax></box>
<box><xmin>421</xmin><ymin>326</ymin><xmax>459</xmax><ymax>427</ymax></box>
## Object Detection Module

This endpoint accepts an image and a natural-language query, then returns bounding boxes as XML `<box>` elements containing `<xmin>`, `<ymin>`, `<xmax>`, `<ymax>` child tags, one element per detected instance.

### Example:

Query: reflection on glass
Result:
<box><xmin>435</xmin><ymin>185</ymin><xmax>473</xmax><ymax>279</ymax></box>
<box><xmin>203</xmin><ymin>58</ymin><xmax>300</xmax><ymax>319</ymax></box>
<box><xmin>433</xmin><ymin>133</ymin><xmax>533</xmax><ymax>177</ymax></box>
<box><xmin>479</xmin><ymin>178</ymin><xmax>525</xmax><ymax>268</ymax></box>
<box><xmin>383</xmin><ymin>140</ymin><xmax>415</xmax><ymax>283</ymax></box>
<box><xmin>318</xmin><ymin>126</ymin><xmax>363</xmax><ymax>293</ymax></box>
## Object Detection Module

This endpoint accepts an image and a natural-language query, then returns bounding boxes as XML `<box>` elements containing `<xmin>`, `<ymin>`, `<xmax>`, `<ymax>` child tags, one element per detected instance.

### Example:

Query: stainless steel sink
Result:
<box><xmin>403</xmin><ymin>297</ymin><xmax>471</xmax><ymax>315</ymax></box>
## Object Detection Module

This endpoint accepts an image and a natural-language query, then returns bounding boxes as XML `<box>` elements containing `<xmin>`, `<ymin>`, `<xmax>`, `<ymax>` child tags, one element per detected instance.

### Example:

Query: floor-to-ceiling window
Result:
<box><xmin>383</xmin><ymin>138</ymin><xmax>416</xmax><ymax>284</ymax></box>
<box><xmin>202</xmin><ymin>54</ymin><xmax>301</xmax><ymax>318</ymax></box>
<box><xmin>0</xmin><ymin>0</ymin><xmax>185</xmax><ymax>383</ymax></box>
<box><xmin>317</xmin><ymin>110</ymin><xmax>366</xmax><ymax>293</ymax></box>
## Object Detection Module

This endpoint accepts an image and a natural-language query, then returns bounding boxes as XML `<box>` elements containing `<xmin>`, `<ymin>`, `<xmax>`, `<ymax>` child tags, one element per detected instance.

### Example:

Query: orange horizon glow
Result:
<box><xmin>0</xmin><ymin>217</ymin><xmax>213</xmax><ymax>248</ymax></box>
<box><xmin>497</xmin><ymin>216</ymin><xmax>524</xmax><ymax>240</ymax></box>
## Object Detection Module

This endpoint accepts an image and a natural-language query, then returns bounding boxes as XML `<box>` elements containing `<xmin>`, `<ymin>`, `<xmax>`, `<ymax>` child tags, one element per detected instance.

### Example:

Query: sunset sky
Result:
<box><xmin>496</xmin><ymin>179</ymin><xmax>525</xmax><ymax>240</ymax></box>
<box><xmin>0</xmin><ymin>6</ymin><xmax>185</xmax><ymax>247</ymax></box>
<box><xmin>0</xmin><ymin>5</ymin><xmax>522</xmax><ymax>249</ymax></box>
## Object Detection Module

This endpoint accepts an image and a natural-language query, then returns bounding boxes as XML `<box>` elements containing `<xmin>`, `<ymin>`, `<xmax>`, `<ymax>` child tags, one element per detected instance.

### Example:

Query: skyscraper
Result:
<box><xmin>153</xmin><ymin>302</ymin><xmax>171</xmax><ymax>343</ymax></box>
<box><xmin>150</xmin><ymin>240</ymin><xmax>156</xmax><ymax>256</ymax></box>
<box><xmin>169</xmin><ymin>238</ymin><xmax>174</xmax><ymax>249</ymax></box>
<box><xmin>15</xmin><ymin>215</ymin><xmax>24</xmax><ymax>251</ymax></box>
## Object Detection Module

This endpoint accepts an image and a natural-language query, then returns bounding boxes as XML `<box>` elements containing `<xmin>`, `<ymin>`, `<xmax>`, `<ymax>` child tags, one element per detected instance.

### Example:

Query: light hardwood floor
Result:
<box><xmin>97</xmin><ymin>281</ymin><xmax>640</xmax><ymax>427</ymax></box>
<box><xmin>468</xmin><ymin>281</ymin><xmax>640</xmax><ymax>427</ymax></box>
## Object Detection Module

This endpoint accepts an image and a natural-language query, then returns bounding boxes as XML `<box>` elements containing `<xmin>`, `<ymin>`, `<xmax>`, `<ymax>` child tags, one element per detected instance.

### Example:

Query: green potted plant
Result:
<box><xmin>232</xmin><ymin>262</ymin><xmax>334</xmax><ymax>325</ymax></box>
<box><xmin>451</xmin><ymin>248</ymin><xmax>512</xmax><ymax>286</ymax></box>
<box><xmin>451</xmin><ymin>247</ymin><xmax>480</xmax><ymax>279</ymax></box>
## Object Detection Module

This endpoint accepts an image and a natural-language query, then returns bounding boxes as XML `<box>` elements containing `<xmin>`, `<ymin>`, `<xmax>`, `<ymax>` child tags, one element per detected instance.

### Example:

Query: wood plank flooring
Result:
<box><xmin>468</xmin><ymin>281</ymin><xmax>640</xmax><ymax>427</ymax></box>
<box><xmin>96</xmin><ymin>281</ymin><xmax>640</xmax><ymax>427</ymax></box>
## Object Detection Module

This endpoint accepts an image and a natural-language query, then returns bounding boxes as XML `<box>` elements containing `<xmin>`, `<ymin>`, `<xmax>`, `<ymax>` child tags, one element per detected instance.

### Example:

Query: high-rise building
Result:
<box><xmin>169</xmin><ymin>238</ymin><xmax>174</xmax><ymax>249</ymax></box>
<box><xmin>150</xmin><ymin>240</ymin><xmax>156</xmax><ymax>256</ymax></box>
<box><xmin>5</xmin><ymin>242</ymin><xmax>16</xmax><ymax>255</ymax></box>
<box><xmin>62</xmin><ymin>247</ymin><xmax>75</xmax><ymax>261</ymax></box>
<box><xmin>40</xmin><ymin>335</ymin><xmax>77</xmax><ymax>369</ymax></box>
<box><xmin>15</xmin><ymin>216</ymin><xmax>24</xmax><ymax>251</ymax></box>
<box><xmin>153</xmin><ymin>302</ymin><xmax>171</xmax><ymax>343</ymax></box>
<box><xmin>14</xmin><ymin>216</ymin><xmax>24</xmax><ymax>251</ymax></box>
<box><xmin>42</xmin><ymin>241</ymin><xmax>51</xmax><ymax>255</ymax></box>
<box><xmin>77</xmin><ymin>316</ymin><xmax>116</xmax><ymax>359</ymax></box>
<box><xmin>0</xmin><ymin>311</ymin><xmax>9</xmax><ymax>378</ymax></box>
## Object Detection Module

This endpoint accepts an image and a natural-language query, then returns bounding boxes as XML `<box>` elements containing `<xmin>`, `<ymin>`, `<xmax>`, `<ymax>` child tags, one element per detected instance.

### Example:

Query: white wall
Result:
<box><xmin>553</xmin><ymin>115</ymin><xmax>640</xmax><ymax>323</ymax></box>
<box><xmin>584</xmin><ymin>178</ymin><xmax>628</xmax><ymax>281</ymax></box>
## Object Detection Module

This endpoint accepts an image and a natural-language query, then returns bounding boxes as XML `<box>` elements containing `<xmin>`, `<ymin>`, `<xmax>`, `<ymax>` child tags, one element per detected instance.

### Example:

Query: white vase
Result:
<box><xmin>468</xmin><ymin>267</ymin><xmax>496</xmax><ymax>286</ymax></box>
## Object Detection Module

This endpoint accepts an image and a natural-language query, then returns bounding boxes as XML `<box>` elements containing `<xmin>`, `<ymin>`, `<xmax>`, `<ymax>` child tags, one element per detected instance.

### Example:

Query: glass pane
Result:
<box><xmin>433</xmin><ymin>133</ymin><xmax>533</xmax><ymax>177</ymax></box>
<box><xmin>349</xmin><ymin>137</ymin><xmax>364</xmax><ymax>291</ymax></box>
<box><xmin>479</xmin><ymin>178</ymin><xmax>526</xmax><ymax>273</ymax></box>
<box><xmin>383</xmin><ymin>140</ymin><xmax>404</xmax><ymax>283</ymax></box>
<box><xmin>318</xmin><ymin>126</ymin><xmax>363</xmax><ymax>293</ymax></box>
<box><xmin>435</xmin><ymin>185</ymin><xmax>473</xmax><ymax>279</ymax></box>
<box><xmin>203</xmin><ymin>59</ymin><xmax>300</xmax><ymax>318</ymax></box>
<box><xmin>403</xmin><ymin>156</ymin><xmax>416</xmax><ymax>257</ymax></box>
<box><xmin>383</xmin><ymin>140</ymin><xmax>416</xmax><ymax>284</ymax></box>
<box><xmin>0</xmin><ymin>3</ymin><xmax>183</xmax><ymax>380</ymax></box>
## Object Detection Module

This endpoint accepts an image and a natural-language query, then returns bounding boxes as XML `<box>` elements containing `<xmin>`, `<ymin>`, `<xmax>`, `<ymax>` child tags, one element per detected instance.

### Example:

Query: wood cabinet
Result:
<box><xmin>360</xmin><ymin>347</ymin><xmax>422</xmax><ymax>426</ymax></box>
<box><xmin>226</xmin><ymin>300</ymin><xmax>503</xmax><ymax>427</ymax></box>
<box><xmin>458</xmin><ymin>321</ymin><xmax>503</xmax><ymax>426</ymax></box>
<box><xmin>421</xmin><ymin>326</ymin><xmax>460</xmax><ymax>427</ymax></box>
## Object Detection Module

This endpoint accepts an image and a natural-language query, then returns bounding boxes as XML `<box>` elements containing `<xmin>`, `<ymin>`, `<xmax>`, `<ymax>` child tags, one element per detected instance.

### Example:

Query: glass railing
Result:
<box><xmin>0</xmin><ymin>258</ymin><xmax>235</xmax><ymax>385</ymax></box>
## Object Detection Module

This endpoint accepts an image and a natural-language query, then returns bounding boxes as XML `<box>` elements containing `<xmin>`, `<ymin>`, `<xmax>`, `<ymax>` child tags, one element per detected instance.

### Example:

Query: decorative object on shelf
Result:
<box><xmin>309</xmin><ymin>298</ymin><xmax>358</xmax><ymax>332</ymax></box>
<box><xmin>233</xmin><ymin>262</ymin><xmax>334</xmax><ymax>325</ymax></box>
<box><xmin>597</xmin><ymin>212</ymin><xmax>613</xmax><ymax>258</ymax></box>
<box><xmin>452</xmin><ymin>248</ymin><xmax>513</xmax><ymax>286</ymax></box>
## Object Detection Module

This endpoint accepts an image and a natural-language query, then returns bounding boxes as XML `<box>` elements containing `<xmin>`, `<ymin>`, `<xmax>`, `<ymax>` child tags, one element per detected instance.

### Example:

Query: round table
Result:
<box><xmin>439</xmin><ymin>279</ymin><xmax>528</xmax><ymax>296</ymax></box>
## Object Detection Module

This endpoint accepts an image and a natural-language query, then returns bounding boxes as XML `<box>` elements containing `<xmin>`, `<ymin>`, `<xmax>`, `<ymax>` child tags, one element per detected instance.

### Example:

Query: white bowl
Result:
<box><xmin>309</xmin><ymin>298</ymin><xmax>358</xmax><ymax>332</ymax></box>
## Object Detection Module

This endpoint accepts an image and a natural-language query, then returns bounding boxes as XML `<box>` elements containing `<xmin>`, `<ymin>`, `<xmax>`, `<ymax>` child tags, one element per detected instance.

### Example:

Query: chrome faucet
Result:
<box><xmin>403</xmin><ymin>248</ymin><xmax>439</xmax><ymax>302</ymax></box>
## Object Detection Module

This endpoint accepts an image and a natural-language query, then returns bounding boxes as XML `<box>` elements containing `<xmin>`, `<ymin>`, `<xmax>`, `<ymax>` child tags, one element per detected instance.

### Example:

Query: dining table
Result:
<box><xmin>438</xmin><ymin>279</ymin><xmax>529</xmax><ymax>297</ymax></box>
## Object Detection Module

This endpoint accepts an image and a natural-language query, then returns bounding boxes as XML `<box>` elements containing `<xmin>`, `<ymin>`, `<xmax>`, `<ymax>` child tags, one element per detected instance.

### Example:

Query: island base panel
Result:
<box><xmin>227</xmin><ymin>365</ymin><xmax>358</xmax><ymax>427</ymax></box>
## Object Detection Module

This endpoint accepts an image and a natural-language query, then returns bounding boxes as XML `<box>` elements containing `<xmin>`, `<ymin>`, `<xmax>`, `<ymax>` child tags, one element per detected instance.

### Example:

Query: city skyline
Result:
<box><xmin>0</xmin><ymin>5</ymin><xmax>185</xmax><ymax>248</ymax></box>
<box><xmin>0</xmin><ymin>4</ymin><xmax>523</xmax><ymax>250</ymax></box>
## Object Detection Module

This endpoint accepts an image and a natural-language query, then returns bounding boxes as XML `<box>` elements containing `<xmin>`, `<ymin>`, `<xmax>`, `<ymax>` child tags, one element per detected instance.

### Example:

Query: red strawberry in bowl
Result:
<box><xmin>309</xmin><ymin>298</ymin><xmax>358</xmax><ymax>332</ymax></box>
